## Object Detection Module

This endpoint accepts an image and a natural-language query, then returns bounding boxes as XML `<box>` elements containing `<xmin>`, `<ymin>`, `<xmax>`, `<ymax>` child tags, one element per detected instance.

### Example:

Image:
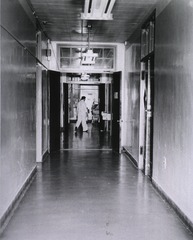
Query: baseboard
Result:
<box><xmin>152</xmin><ymin>179</ymin><xmax>193</xmax><ymax>234</ymax></box>
<box><xmin>122</xmin><ymin>147</ymin><xmax>138</xmax><ymax>169</ymax></box>
<box><xmin>0</xmin><ymin>166</ymin><xmax>37</xmax><ymax>235</ymax></box>
<box><xmin>42</xmin><ymin>150</ymin><xmax>49</xmax><ymax>162</ymax></box>
<box><xmin>37</xmin><ymin>150</ymin><xmax>50</xmax><ymax>170</ymax></box>
<box><xmin>122</xmin><ymin>149</ymin><xmax>193</xmax><ymax>234</ymax></box>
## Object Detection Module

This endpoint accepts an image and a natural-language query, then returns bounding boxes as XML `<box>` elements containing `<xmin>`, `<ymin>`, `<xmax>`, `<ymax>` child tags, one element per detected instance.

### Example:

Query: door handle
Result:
<box><xmin>117</xmin><ymin>120</ymin><xmax>123</xmax><ymax>123</ymax></box>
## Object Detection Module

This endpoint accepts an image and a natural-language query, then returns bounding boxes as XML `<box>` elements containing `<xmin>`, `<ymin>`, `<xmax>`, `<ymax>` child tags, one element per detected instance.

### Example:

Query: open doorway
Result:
<box><xmin>60</xmin><ymin>81</ymin><xmax>112</xmax><ymax>150</ymax></box>
<box><xmin>68</xmin><ymin>84</ymin><xmax>100</xmax><ymax>123</ymax></box>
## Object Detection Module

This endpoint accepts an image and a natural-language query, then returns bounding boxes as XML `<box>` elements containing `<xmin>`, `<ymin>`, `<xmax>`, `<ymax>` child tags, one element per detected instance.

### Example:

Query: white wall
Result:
<box><xmin>153</xmin><ymin>0</ymin><xmax>193</xmax><ymax>224</ymax></box>
<box><xmin>0</xmin><ymin>0</ymin><xmax>36</xmax><ymax>221</ymax></box>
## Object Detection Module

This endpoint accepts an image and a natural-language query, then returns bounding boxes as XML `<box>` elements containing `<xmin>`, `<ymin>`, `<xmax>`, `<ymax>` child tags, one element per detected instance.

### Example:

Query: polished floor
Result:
<box><xmin>1</xmin><ymin>124</ymin><xmax>193</xmax><ymax>240</ymax></box>
<box><xmin>61</xmin><ymin>123</ymin><xmax>112</xmax><ymax>150</ymax></box>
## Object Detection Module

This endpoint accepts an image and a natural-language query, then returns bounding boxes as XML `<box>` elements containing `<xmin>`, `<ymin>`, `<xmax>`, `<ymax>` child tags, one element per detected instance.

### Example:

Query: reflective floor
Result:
<box><xmin>61</xmin><ymin>123</ymin><xmax>112</xmax><ymax>150</ymax></box>
<box><xmin>1</xmin><ymin>124</ymin><xmax>193</xmax><ymax>240</ymax></box>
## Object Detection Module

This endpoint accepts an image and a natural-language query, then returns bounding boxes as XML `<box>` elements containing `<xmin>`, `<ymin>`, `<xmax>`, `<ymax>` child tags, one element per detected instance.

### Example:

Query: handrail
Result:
<box><xmin>1</xmin><ymin>24</ymin><xmax>48</xmax><ymax>70</ymax></box>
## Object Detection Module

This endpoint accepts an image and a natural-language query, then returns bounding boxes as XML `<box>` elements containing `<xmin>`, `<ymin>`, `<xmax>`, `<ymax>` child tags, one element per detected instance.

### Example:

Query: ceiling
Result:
<box><xmin>28</xmin><ymin>0</ymin><xmax>158</xmax><ymax>43</ymax></box>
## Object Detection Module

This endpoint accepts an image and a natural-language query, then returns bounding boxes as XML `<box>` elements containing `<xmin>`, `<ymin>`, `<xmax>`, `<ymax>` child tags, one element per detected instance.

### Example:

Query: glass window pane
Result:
<box><xmin>60</xmin><ymin>48</ymin><xmax>70</xmax><ymax>57</ymax></box>
<box><xmin>94</xmin><ymin>58</ymin><xmax>103</xmax><ymax>68</ymax></box>
<box><xmin>71</xmin><ymin>47</ymin><xmax>87</xmax><ymax>57</ymax></box>
<box><xmin>104</xmin><ymin>48</ymin><xmax>114</xmax><ymax>58</ymax></box>
<box><xmin>71</xmin><ymin>58</ymin><xmax>81</xmax><ymax>67</ymax></box>
<box><xmin>71</xmin><ymin>48</ymin><xmax>81</xmax><ymax>58</ymax></box>
<box><xmin>93</xmin><ymin>48</ymin><xmax>103</xmax><ymax>58</ymax></box>
<box><xmin>103</xmin><ymin>58</ymin><xmax>113</xmax><ymax>69</ymax></box>
<box><xmin>60</xmin><ymin>58</ymin><xmax>70</xmax><ymax>68</ymax></box>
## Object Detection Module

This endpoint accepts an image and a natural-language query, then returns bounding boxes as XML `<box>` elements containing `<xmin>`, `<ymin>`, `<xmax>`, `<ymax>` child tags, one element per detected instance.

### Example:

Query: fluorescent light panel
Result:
<box><xmin>81</xmin><ymin>0</ymin><xmax>116</xmax><ymax>20</ymax></box>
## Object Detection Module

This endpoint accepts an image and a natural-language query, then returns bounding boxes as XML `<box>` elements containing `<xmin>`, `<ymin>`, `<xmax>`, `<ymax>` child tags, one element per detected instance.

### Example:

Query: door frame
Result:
<box><xmin>138</xmin><ymin>10</ymin><xmax>155</xmax><ymax>176</ymax></box>
<box><xmin>111</xmin><ymin>71</ymin><xmax>122</xmax><ymax>153</ymax></box>
<box><xmin>49</xmin><ymin>70</ymin><xmax>61</xmax><ymax>152</ymax></box>
<box><xmin>139</xmin><ymin>57</ymin><xmax>154</xmax><ymax>176</ymax></box>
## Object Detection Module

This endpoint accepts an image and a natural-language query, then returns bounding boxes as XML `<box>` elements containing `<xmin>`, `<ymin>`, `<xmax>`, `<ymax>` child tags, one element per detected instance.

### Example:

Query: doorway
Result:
<box><xmin>112</xmin><ymin>71</ymin><xmax>121</xmax><ymax>152</ymax></box>
<box><xmin>67</xmin><ymin>84</ymin><xmax>100</xmax><ymax>123</ymax></box>
<box><xmin>49</xmin><ymin>70</ymin><xmax>61</xmax><ymax>152</ymax></box>
<box><xmin>140</xmin><ymin>57</ymin><xmax>154</xmax><ymax>176</ymax></box>
<box><xmin>61</xmin><ymin>83</ymin><xmax>112</xmax><ymax>150</ymax></box>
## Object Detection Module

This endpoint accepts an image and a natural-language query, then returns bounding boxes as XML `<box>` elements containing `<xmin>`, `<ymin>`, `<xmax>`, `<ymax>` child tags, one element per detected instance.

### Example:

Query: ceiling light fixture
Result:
<box><xmin>81</xmin><ymin>0</ymin><xmax>116</xmax><ymax>20</ymax></box>
<box><xmin>81</xmin><ymin>24</ymin><xmax>98</xmax><ymax>65</ymax></box>
<box><xmin>81</xmin><ymin>49</ymin><xmax>98</xmax><ymax>65</ymax></box>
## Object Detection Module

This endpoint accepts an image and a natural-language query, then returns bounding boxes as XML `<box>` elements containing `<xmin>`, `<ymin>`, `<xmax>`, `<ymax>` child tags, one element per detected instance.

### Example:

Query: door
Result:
<box><xmin>99</xmin><ymin>84</ymin><xmax>105</xmax><ymax>131</ymax></box>
<box><xmin>49</xmin><ymin>70</ymin><xmax>61</xmax><ymax>152</ymax></box>
<box><xmin>63</xmin><ymin>83</ymin><xmax>69</xmax><ymax>130</ymax></box>
<box><xmin>112</xmin><ymin>71</ymin><xmax>121</xmax><ymax>152</ymax></box>
<box><xmin>143</xmin><ymin>58</ymin><xmax>154</xmax><ymax>176</ymax></box>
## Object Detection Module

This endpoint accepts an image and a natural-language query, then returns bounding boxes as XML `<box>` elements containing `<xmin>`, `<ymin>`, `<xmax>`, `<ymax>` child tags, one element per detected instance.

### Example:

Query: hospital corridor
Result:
<box><xmin>1</xmin><ymin>0</ymin><xmax>193</xmax><ymax>239</ymax></box>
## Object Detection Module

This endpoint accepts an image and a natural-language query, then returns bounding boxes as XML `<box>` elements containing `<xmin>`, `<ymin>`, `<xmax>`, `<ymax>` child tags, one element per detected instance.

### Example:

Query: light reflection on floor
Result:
<box><xmin>60</xmin><ymin>123</ymin><xmax>112</xmax><ymax>150</ymax></box>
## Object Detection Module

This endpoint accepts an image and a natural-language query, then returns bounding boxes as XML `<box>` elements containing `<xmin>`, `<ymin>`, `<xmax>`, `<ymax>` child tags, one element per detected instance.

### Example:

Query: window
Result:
<box><xmin>59</xmin><ymin>46</ymin><xmax>115</xmax><ymax>70</ymax></box>
<box><xmin>141</xmin><ymin>12</ymin><xmax>155</xmax><ymax>60</ymax></box>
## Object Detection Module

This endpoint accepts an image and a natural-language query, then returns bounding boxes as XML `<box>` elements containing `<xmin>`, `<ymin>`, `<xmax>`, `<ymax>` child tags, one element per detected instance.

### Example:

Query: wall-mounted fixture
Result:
<box><xmin>46</xmin><ymin>49</ymin><xmax>51</xmax><ymax>57</ymax></box>
<box><xmin>46</xmin><ymin>39</ymin><xmax>51</xmax><ymax>61</ymax></box>
<box><xmin>81</xmin><ymin>0</ymin><xmax>116</xmax><ymax>20</ymax></box>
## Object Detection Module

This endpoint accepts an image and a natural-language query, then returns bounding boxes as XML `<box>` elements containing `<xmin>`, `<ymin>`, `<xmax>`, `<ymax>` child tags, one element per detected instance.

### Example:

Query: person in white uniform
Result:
<box><xmin>75</xmin><ymin>96</ymin><xmax>88</xmax><ymax>132</ymax></box>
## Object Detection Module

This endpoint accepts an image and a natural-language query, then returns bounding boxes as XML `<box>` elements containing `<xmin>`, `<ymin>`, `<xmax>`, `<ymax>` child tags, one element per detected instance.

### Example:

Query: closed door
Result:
<box><xmin>112</xmin><ymin>71</ymin><xmax>121</xmax><ymax>152</ymax></box>
<box><xmin>49</xmin><ymin>70</ymin><xmax>61</xmax><ymax>152</ymax></box>
<box><xmin>143</xmin><ymin>58</ymin><xmax>154</xmax><ymax>177</ymax></box>
<box><xmin>99</xmin><ymin>84</ymin><xmax>105</xmax><ymax>131</ymax></box>
<box><xmin>63</xmin><ymin>83</ymin><xmax>69</xmax><ymax>130</ymax></box>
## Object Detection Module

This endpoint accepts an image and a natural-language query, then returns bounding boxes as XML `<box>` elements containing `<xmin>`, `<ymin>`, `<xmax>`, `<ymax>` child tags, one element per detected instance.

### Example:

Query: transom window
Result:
<box><xmin>140</xmin><ymin>12</ymin><xmax>155</xmax><ymax>61</ymax></box>
<box><xmin>58</xmin><ymin>46</ymin><xmax>115</xmax><ymax>70</ymax></box>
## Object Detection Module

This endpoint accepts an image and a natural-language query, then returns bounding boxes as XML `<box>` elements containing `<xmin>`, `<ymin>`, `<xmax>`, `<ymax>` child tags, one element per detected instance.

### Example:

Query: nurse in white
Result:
<box><xmin>75</xmin><ymin>96</ymin><xmax>88</xmax><ymax>132</ymax></box>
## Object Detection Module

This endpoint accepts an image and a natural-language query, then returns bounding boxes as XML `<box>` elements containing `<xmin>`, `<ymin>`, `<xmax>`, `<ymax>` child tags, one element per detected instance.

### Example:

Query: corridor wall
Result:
<box><xmin>0</xmin><ymin>0</ymin><xmax>37</xmax><ymax>228</ymax></box>
<box><xmin>124</xmin><ymin>0</ymin><xmax>193</xmax><ymax>228</ymax></box>
<box><xmin>153</xmin><ymin>0</ymin><xmax>193</xmax><ymax>226</ymax></box>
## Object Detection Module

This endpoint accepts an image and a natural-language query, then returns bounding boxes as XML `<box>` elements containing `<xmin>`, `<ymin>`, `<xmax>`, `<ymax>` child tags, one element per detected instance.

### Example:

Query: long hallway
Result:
<box><xmin>1</xmin><ymin>124</ymin><xmax>193</xmax><ymax>240</ymax></box>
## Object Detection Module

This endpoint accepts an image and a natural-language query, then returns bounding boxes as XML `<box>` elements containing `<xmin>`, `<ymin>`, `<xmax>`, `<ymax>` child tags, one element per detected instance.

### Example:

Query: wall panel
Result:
<box><xmin>0</xmin><ymin>0</ymin><xmax>36</xmax><ymax>220</ymax></box>
<box><xmin>153</xmin><ymin>0</ymin><xmax>193</xmax><ymax>223</ymax></box>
